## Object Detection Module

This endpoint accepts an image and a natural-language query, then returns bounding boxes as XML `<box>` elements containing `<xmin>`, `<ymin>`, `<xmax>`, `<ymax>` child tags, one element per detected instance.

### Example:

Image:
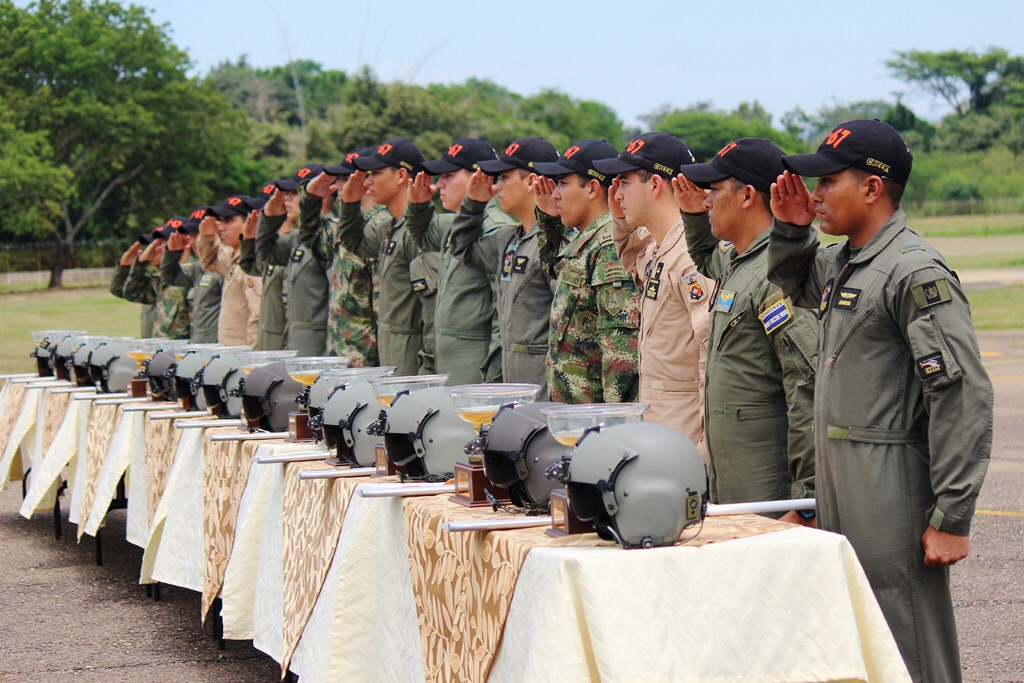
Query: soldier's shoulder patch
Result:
<box><xmin>561</xmin><ymin>263</ymin><xmax>584</xmax><ymax>288</ymax></box>
<box><xmin>198</xmin><ymin>274</ymin><xmax>212</xmax><ymax>287</ymax></box>
<box><xmin>291</xmin><ymin>247</ymin><xmax>305</xmax><ymax>262</ymax></box>
<box><xmin>410</xmin><ymin>278</ymin><xmax>427</xmax><ymax>293</ymax></box>
<box><xmin>688</xmin><ymin>280</ymin><xmax>705</xmax><ymax>302</ymax></box>
<box><xmin>819</xmin><ymin>278</ymin><xmax>834</xmax><ymax>317</ymax></box>
<box><xmin>916</xmin><ymin>351</ymin><xmax>946</xmax><ymax>380</ymax></box>
<box><xmin>718</xmin><ymin>241</ymin><xmax>733</xmax><ymax>252</ymax></box>
<box><xmin>899</xmin><ymin>244</ymin><xmax>925</xmax><ymax>254</ymax></box>
<box><xmin>758</xmin><ymin>290</ymin><xmax>785</xmax><ymax>313</ymax></box>
<box><xmin>512</xmin><ymin>255</ymin><xmax>529</xmax><ymax>273</ymax></box>
<box><xmin>715</xmin><ymin>289</ymin><xmax>736</xmax><ymax>313</ymax></box>
<box><xmin>758</xmin><ymin>298</ymin><xmax>793</xmax><ymax>334</ymax></box>
<box><xmin>911</xmin><ymin>279</ymin><xmax>952</xmax><ymax>309</ymax></box>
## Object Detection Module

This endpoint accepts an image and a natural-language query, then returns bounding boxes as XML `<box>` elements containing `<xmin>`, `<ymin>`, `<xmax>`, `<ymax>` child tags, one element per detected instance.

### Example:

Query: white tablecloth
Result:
<box><xmin>0</xmin><ymin>378</ymin><xmax>56</xmax><ymax>488</ymax></box>
<box><xmin>81</xmin><ymin>402</ymin><xmax>145</xmax><ymax>537</ymax></box>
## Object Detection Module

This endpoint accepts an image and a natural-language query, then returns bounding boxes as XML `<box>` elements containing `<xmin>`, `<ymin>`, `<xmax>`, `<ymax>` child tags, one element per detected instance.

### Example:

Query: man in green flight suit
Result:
<box><xmin>404</xmin><ymin>137</ymin><xmax>517</xmax><ymax>384</ymax></box>
<box><xmin>768</xmin><ymin>119</ymin><xmax>992</xmax><ymax>682</ymax></box>
<box><xmin>240</xmin><ymin>184</ymin><xmax>288</xmax><ymax>351</ymax></box>
<box><xmin>337</xmin><ymin>138</ymin><xmax>427</xmax><ymax>375</ymax></box>
<box><xmin>302</xmin><ymin>153</ymin><xmax>381</xmax><ymax>366</ymax></box>
<box><xmin>161</xmin><ymin>206</ymin><xmax>222</xmax><ymax>344</ymax></box>
<box><xmin>532</xmin><ymin>138</ymin><xmax>641</xmax><ymax>403</ymax></box>
<box><xmin>672</xmin><ymin>137</ymin><xmax>817</xmax><ymax>522</ymax></box>
<box><xmin>451</xmin><ymin>136</ymin><xmax>562</xmax><ymax>394</ymax></box>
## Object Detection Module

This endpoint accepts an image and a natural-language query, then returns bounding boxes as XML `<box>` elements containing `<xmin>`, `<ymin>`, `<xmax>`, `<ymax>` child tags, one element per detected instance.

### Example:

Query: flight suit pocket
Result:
<box><xmin>907</xmin><ymin>313</ymin><xmax>963</xmax><ymax>390</ymax></box>
<box><xmin>717</xmin><ymin>403</ymin><xmax>786</xmax><ymax>421</ymax></box>
<box><xmin>409</xmin><ymin>252</ymin><xmax>439</xmax><ymax>298</ymax></box>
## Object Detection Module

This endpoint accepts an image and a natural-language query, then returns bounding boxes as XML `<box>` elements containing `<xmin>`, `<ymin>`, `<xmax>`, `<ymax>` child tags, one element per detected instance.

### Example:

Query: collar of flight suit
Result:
<box><xmin>653</xmin><ymin>218</ymin><xmax>686</xmax><ymax>260</ymax></box>
<box><xmin>842</xmin><ymin>207</ymin><xmax>908</xmax><ymax>266</ymax></box>
<box><xmin>723</xmin><ymin>223</ymin><xmax>773</xmax><ymax>266</ymax></box>
<box><xmin>558</xmin><ymin>211</ymin><xmax>612</xmax><ymax>260</ymax></box>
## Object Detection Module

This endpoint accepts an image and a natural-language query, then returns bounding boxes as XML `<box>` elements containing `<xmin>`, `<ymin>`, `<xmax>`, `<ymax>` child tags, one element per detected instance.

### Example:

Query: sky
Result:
<box><xmin>61</xmin><ymin>0</ymin><xmax>1024</xmax><ymax>127</ymax></box>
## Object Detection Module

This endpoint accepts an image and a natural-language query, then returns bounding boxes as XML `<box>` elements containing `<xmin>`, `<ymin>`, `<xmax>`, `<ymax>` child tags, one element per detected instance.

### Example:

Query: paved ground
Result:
<box><xmin>0</xmin><ymin>330</ymin><xmax>1021</xmax><ymax>682</ymax></box>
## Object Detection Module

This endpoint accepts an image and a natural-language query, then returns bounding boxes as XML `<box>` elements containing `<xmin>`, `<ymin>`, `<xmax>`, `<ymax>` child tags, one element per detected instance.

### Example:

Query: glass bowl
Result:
<box><xmin>539</xmin><ymin>403</ymin><xmax>650</xmax><ymax>447</ymax></box>
<box><xmin>367</xmin><ymin>374</ymin><xmax>449</xmax><ymax>407</ymax></box>
<box><xmin>283</xmin><ymin>356</ymin><xmax>352</xmax><ymax>385</ymax></box>
<box><xmin>445</xmin><ymin>383</ymin><xmax>542</xmax><ymax>431</ymax></box>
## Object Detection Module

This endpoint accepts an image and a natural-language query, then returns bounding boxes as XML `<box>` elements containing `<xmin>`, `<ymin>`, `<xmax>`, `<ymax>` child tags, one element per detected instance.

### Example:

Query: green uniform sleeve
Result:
<box><xmin>405</xmin><ymin>201</ymin><xmax>446</xmax><ymax>252</ymax></box>
<box><xmin>255</xmin><ymin>212</ymin><xmax>291</xmax><ymax>267</ymax></box>
<box><xmin>683</xmin><ymin>212</ymin><xmax>726</xmax><ymax>280</ymax></box>
<box><xmin>898</xmin><ymin>265</ymin><xmax>993</xmax><ymax>535</ymax></box>
<box><xmin>160</xmin><ymin>247</ymin><xmax>194</xmax><ymax>288</ymax></box>
<box><xmin>451</xmin><ymin>197</ymin><xmax>513</xmax><ymax>275</ymax></box>
<box><xmin>238</xmin><ymin>237</ymin><xmax>261</xmax><ymax>276</ymax></box>
<box><xmin>109</xmin><ymin>263</ymin><xmax>131</xmax><ymax>299</ymax></box>
<box><xmin>337</xmin><ymin>201</ymin><xmax>386</xmax><ymax>259</ymax></box>
<box><xmin>594</xmin><ymin>240</ymin><xmax>641</xmax><ymax>403</ymax></box>
<box><xmin>763</xmin><ymin>288</ymin><xmax>818</xmax><ymax>500</ymax></box>
<box><xmin>296</xmin><ymin>191</ymin><xmax>334</xmax><ymax>266</ymax></box>
<box><xmin>537</xmin><ymin>209</ymin><xmax>567</xmax><ymax>279</ymax></box>
<box><xmin>123</xmin><ymin>260</ymin><xmax>157</xmax><ymax>304</ymax></box>
<box><xmin>767</xmin><ymin>219</ymin><xmax>832</xmax><ymax>310</ymax></box>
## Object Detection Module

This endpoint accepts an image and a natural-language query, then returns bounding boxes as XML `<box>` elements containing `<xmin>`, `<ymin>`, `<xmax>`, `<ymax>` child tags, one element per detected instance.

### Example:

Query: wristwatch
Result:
<box><xmin>797</xmin><ymin>509</ymin><xmax>816</xmax><ymax>520</ymax></box>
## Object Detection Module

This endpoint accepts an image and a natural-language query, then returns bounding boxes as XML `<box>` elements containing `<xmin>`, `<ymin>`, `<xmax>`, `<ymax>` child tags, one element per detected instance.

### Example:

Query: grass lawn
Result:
<box><xmin>0</xmin><ymin>286</ymin><xmax>142</xmax><ymax>373</ymax></box>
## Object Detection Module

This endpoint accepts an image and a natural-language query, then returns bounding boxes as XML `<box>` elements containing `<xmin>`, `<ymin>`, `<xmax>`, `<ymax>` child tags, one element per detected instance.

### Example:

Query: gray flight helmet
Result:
<box><xmin>482</xmin><ymin>401</ymin><xmax>564</xmax><ymax>509</ymax></box>
<box><xmin>91</xmin><ymin>340</ymin><xmax>136</xmax><ymax>393</ymax></box>
<box><xmin>565</xmin><ymin>422</ymin><xmax>708</xmax><ymax>549</ymax></box>
<box><xmin>381</xmin><ymin>387</ymin><xmax>475</xmax><ymax>480</ymax></box>
<box><xmin>174</xmin><ymin>348</ymin><xmax>220</xmax><ymax>408</ymax></box>
<box><xmin>145</xmin><ymin>350</ymin><xmax>179</xmax><ymax>400</ymax></box>
<box><xmin>306</xmin><ymin>367</ymin><xmax>397</xmax><ymax>442</ymax></box>
<box><xmin>320</xmin><ymin>380</ymin><xmax>384</xmax><ymax>467</ymax></box>
<box><xmin>240</xmin><ymin>361</ymin><xmax>302</xmax><ymax>432</ymax></box>
<box><xmin>202</xmin><ymin>356</ymin><xmax>242</xmax><ymax>418</ymax></box>
<box><xmin>71</xmin><ymin>338</ymin><xmax>105</xmax><ymax>387</ymax></box>
<box><xmin>52</xmin><ymin>333</ymin><xmax>90</xmax><ymax>380</ymax></box>
<box><xmin>32</xmin><ymin>331</ymin><xmax>76</xmax><ymax>376</ymax></box>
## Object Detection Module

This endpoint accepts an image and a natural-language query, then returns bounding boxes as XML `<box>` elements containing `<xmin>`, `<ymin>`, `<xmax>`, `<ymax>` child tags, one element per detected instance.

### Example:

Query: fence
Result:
<box><xmin>0</xmin><ymin>238</ymin><xmax>127</xmax><ymax>275</ymax></box>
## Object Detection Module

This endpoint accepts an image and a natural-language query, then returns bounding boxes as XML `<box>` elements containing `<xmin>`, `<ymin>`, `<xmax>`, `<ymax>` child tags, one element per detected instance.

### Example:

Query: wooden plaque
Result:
<box><xmin>286</xmin><ymin>411</ymin><xmax>314</xmax><ymax>442</ymax></box>
<box><xmin>129</xmin><ymin>378</ymin><xmax>149</xmax><ymax>398</ymax></box>
<box><xmin>374</xmin><ymin>443</ymin><xmax>397</xmax><ymax>477</ymax></box>
<box><xmin>545</xmin><ymin>488</ymin><xmax>589</xmax><ymax>537</ymax></box>
<box><xmin>449</xmin><ymin>460</ymin><xmax>511</xmax><ymax>508</ymax></box>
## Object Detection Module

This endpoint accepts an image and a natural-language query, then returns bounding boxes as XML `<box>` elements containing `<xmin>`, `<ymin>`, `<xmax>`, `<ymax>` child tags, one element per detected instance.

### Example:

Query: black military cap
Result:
<box><xmin>422</xmin><ymin>138</ymin><xmax>498</xmax><ymax>175</ymax></box>
<box><xmin>151</xmin><ymin>224</ymin><xmax>174</xmax><ymax>240</ymax></box>
<box><xmin>190</xmin><ymin>206</ymin><xmax>212</xmax><ymax>221</ymax></box>
<box><xmin>323</xmin><ymin>148</ymin><xmax>375</xmax><ymax>176</ymax></box>
<box><xmin>136</xmin><ymin>232</ymin><xmax>155</xmax><ymax>246</ymax></box>
<box><xmin>272</xmin><ymin>163</ymin><xmax>325</xmax><ymax>191</ymax></box>
<box><xmin>353</xmin><ymin>138</ymin><xmax>424</xmax><ymax>175</ymax></box>
<box><xmin>593</xmin><ymin>132</ymin><xmax>696</xmax><ymax>179</ymax></box>
<box><xmin>534</xmin><ymin>139</ymin><xmax>619</xmax><ymax>187</ymax></box>
<box><xmin>177</xmin><ymin>219</ymin><xmax>200</xmax><ymax>235</ymax></box>
<box><xmin>241</xmin><ymin>195</ymin><xmax>268</xmax><ymax>211</ymax></box>
<box><xmin>208</xmin><ymin>195</ymin><xmax>249</xmax><ymax>218</ymax></box>
<box><xmin>681</xmin><ymin>138</ymin><xmax>785</xmax><ymax>193</ymax></box>
<box><xmin>478</xmin><ymin>137</ymin><xmax>559</xmax><ymax>176</ymax></box>
<box><xmin>782</xmin><ymin>119</ymin><xmax>913</xmax><ymax>186</ymax></box>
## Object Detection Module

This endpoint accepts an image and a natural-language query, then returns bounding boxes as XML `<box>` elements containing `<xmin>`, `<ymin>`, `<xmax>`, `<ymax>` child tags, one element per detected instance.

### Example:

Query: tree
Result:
<box><xmin>641</xmin><ymin>103</ymin><xmax>806</xmax><ymax>161</ymax></box>
<box><xmin>0</xmin><ymin>0</ymin><xmax>257</xmax><ymax>286</ymax></box>
<box><xmin>887</xmin><ymin>48</ymin><xmax>1024</xmax><ymax>116</ymax></box>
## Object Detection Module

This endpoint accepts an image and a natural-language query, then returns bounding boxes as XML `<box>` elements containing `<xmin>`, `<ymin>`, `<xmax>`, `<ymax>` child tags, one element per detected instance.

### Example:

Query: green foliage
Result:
<box><xmin>887</xmin><ymin>48</ymin><xmax>1024</xmax><ymax>116</ymax></box>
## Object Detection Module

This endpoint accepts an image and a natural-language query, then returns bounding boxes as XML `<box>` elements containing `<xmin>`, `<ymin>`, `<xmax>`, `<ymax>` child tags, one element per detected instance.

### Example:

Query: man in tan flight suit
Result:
<box><xmin>596</xmin><ymin>133</ymin><xmax>711</xmax><ymax>445</ymax></box>
<box><xmin>197</xmin><ymin>194</ymin><xmax>262</xmax><ymax>347</ymax></box>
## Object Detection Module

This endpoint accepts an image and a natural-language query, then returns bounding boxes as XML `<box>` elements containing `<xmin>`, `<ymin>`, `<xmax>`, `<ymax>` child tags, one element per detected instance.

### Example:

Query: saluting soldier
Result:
<box><xmin>451</xmin><ymin>136</ymin><xmax>562</xmax><ymax>394</ymax></box>
<box><xmin>404</xmin><ymin>138</ymin><xmax>517</xmax><ymax>384</ymax></box>
<box><xmin>115</xmin><ymin>220</ymin><xmax>191</xmax><ymax>340</ymax></box>
<box><xmin>596</xmin><ymin>133</ymin><xmax>712</xmax><ymax>444</ymax></box>
<box><xmin>240</xmin><ymin>183</ymin><xmax>288</xmax><ymax>351</ymax></box>
<box><xmin>532</xmin><ymin>139</ymin><xmax>641</xmax><ymax>403</ymax></box>
<box><xmin>336</xmin><ymin>139</ymin><xmax>427</xmax><ymax>375</ymax></box>
<box><xmin>674</xmin><ymin>137</ymin><xmax>817</xmax><ymax>521</ymax></box>
<box><xmin>768</xmin><ymin>119</ymin><xmax>992</xmax><ymax>682</ymax></box>
<box><xmin>161</xmin><ymin>206</ymin><xmax>223</xmax><ymax>344</ymax></box>
<box><xmin>303</xmin><ymin>153</ymin><xmax>381</xmax><ymax>366</ymax></box>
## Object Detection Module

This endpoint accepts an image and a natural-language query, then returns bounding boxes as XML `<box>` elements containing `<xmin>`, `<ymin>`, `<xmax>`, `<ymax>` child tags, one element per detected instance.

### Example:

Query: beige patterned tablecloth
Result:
<box><xmin>76</xmin><ymin>402</ymin><xmax>120</xmax><ymax>539</ymax></box>
<box><xmin>40</xmin><ymin>388</ymin><xmax>71</xmax><ymax>455</ymax></box>
<box><xmin>143</xmin><ymin>412</ymin><xmax>187</xmax><ymax>523</ymax></box>
<box><xmin>278</xmin><ymin>463</ymin><xmax>396</xmax><ymax>674</ymax></box>
<box><xmin>201</xmin><ymin>434</ymin><xmax>285</xmax><ymax>621</ymax></box>
<box><xmin>0</xmin><ymin>382</ymin><xmax>28</xmax><ymax>479</ymax></box>
<box><xmin>403</xmin><ymin>496</ymin><xmax>795</xmax><ymax>683</ymax></box>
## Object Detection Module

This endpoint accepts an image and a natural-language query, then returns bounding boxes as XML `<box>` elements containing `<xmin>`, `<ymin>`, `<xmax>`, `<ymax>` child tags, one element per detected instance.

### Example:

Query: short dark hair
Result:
<box><xmin>727</xmin><ymin>178</ymin><xmax>770</xmax><ymax>211</ymax></box>
<box><xmin>849</xmin><ymin>167</ymin><xmax>904</xmax><ymax>207</ymax></box>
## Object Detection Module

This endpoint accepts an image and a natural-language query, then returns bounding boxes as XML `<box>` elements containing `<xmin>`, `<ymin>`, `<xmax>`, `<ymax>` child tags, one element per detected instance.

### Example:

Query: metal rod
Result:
<box><xmin>175</xmin><ymin>419</ymin><xmax>236</xmax><ymax>429</ymax></box>
<box><xmin>358</xmin><ymin>483</ymin><xmax>456</xmax><ymax>498</ymax></box>
<box><xmin>209</xmin><ymin>431</ymin><xmax>289</xmax><ymax>442</ymax></box>
<box><xmin>149</xmin><ymin>410</ymin><xmax>210</xmax><ymax>420</ymax></box>
<box><xmin>255</xmin><ymin>451</ymin><xmax>333</xmax><ymax>465</ymax></box>
<box><xmin>11</xmin><ymin>376</ymin><xmax>56</xmax><ymax>384</ymax></box>
<box><xmin>0</xmin><ymin>372</ymin><xmax>36</xmax><ymax>380</ymax></box>
<box><xmin>706</xmin><ymin>498</ymin><xmax>817</xmax><ymax>517</ymax></box>
<box><xmin>94</xmin><ymin>396</ymin><xmax>150</xmax><ymax>406</ymax></box>
<box><xmin>442</xmin><ymin>517</ymin><xmax>554</xmax><ymax>533</ymax></box>
<box><xmin>296</xmin><ymin>467</ymin><xmax>375</xmax><ymax>480</ymax></box>
<box><xmin>74</xmin><ymin>392</ymin><xmax>126</xmax><ymax>401</ymax></box>
<box><xmin>26</xmin><ymin>380</ymin><xmax>73</xmax><ymax>389</ymax></box>
<box><xmin>51</xmin><ymin>386</ymin><xmax>97</xmax><ymax>395</ymax></box>
<box><xmin>122</xmin><ymin>402</ymin><xmax>180</xmax><ymax>412</ymax></box>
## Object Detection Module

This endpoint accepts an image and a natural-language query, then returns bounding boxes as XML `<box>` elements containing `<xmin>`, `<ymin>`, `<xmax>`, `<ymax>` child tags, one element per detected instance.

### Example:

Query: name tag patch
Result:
<box><xmin>384</xmin><ymin>240</ymin><xmax>396</xmax><ymax>255</ymax></box>
<box><xmin>198</xmin><ymin>274</ymin><xmax>212</xmax><ymax>287</ymax></box>
<box><xmin>758</xmin><ymin>298</ymin><xmax>793</xmax><ymax>334</ymax></box>
<box><xmin>916</xmin><ymin>351</ymin><xmax>946</xmax><ymax>380</ymax></box>
<box><xmin>912</xmin><ymin>279</ymin><xmax>952</xmax><ymax>309</ymax></box>
<box><xmin>290</xmin><ymin>248</ymin><xmax>305</xmax><ymax>262</ymax></box>
<box><xmin>715</xmin><ymin>290</ymin><xmax>736</xmax><ymax>313</ymax></box>
<box><xmin>834</xmin><ymin>286</ymin><xmax>861</xmax><ymax>311</ymax></box>
<box><xmin>410</xmin><ymin>278</ymin><xmax>427</xmax><ymax>292</ymax></box>
<box><xmin>645</xmin><ymin>279</ymin><xmax>661</xmax><ymax>300</ymax></box>
<box><xmin>512</xmin><ymin>255</ymin><xmax>529</xmax><ymax>273</ymax></box>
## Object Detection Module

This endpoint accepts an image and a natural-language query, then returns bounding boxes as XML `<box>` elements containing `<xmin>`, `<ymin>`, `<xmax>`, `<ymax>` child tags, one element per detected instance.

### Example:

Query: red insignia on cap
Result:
<box><xmin>563</xmin><ymin>145</ymin><xmax>582</xmax><ymax>159</ymax></box>
<box><xmin>625</xmin><ymin>139</ymin><xmax>645</xmax><ymax>154</ymax></box>
<box><xmin>297</xmin><ymin>167</ymin><xmax>312</xmax><ymax>179</ymax></box>
<box><xmin>825</xmin><ymin>128</ymin><xmax>853</xmax><ymax>149</ymax></box>
<box><xmin>263</xmin><ymin>183</ymin><xmax>275</xmax><ymax>195</ymax></box>
<box><xmin>448</xmin><ymin>143</ymin><xmax>464</xmax><ymax>158</ymax></box>
<box><xmin>346</xmin><ymin>152</ymin><xmax>360</xmax><ymax>163</ymax></box>
<box><xmin>168</xmin><ymin>219</ymin><xmax>183</xmax><ymax>228</ymax></box>
<box><xmin>505</xmin><ymin>142</ymin><xmax>521</xmax><ymax>157</ymax></box>
<box><xmin>717</xmin><ymin>142</ymin><xmax>738</xmax><ymax>157</ymax></box>
<box><xmin>191</xmin><ymin>209</ymin><xmax>206</xmax><ymax>219</ymax></box>
<box><xmin>378</xmin><ymin>143</ymin><xmax>394</xmax><ymax>155</ymax></box>
<box><xmin>228</xmin><ymin>197</ymin><xmax>243</xmax><ymax>206</ymax></box>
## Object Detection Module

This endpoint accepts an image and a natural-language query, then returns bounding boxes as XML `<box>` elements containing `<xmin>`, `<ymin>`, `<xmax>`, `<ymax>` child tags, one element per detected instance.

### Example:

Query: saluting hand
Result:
<box><xmin>119</xmin><ymin>241</ymin><xmax>142</xmax><ymax>266</ymax></box>
<box><xmin>167</xmin><ymin>230</ymin><xmax>188</xmax><ymax>252</ymax></box>
<box><xmin>672</xmin><ymin>174</ymin><xmax>709</xmax><ymax>214</ymax></box>
<box><xmin>340</xmin><ymin>171</ymin><xmax>368</xmax><ymax>203</ymax></box>
<box><xmin>408</xmin><ymin>172</ymin><xmax>437</xmax><ymax>204</ymax></box>
<box><xmin>305</xmin><ymin>172</ymin><xmax>334</xmax><ymax>199</ymax></box>
<box><xmin>770</xmin><ymin>171</ymin><xmax>816</xmax><ymax>227</ymax></box>
<box><xmin>530</xmin><ymin>174</ymin><xmax>558</xmax><ymax>217</ymax></box>
<box><xmin>242</xmin><ymin>210</ymin><xmax>259</xmax><ymax>239</ymax></box>
<box><xmin>608</xmin><ymin>177</ymin><xmax>626</xmax><ymax>220</ymax></box>
<box><xmin>466</xmin><ymin>169</ymin><xmax>498</xmax><ymax>203</ymax></box>
<box><xmin>264</xmin><ymin>189</ymin><xmax>286</xmax><ymax>217</ymax></box>
<box><xmin>199</xmin><ymin>215</ymin><xmax>219</xmax><ymax>236</ymax></box>
<box><xmin>140</xmin><ymin>239</ymin><xmax>162</xmax><ymax>264</ymax></box>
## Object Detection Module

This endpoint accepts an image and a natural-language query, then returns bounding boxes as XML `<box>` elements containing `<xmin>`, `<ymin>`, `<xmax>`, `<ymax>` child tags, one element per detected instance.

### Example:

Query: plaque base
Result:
<box><xmin>129</xmin><ymin>378</ymin><xmax>148</xmax><ymax>398</ymax></box>
<box><xmin>286</xmin><ymin>412</ymin><xmax>314</xmax><ymax>442</ymax></box>
<box><xmin>546</xmin><ymin>488</ymin><xmax>589</xmax><ymax>537</ymax></box>
<box><xmin>374</xmin><ymin>443</ymin><xmax>397</xmax><ymax>476</ymax></box>
<box><xmin>449</xmin><ymin>460</ymin><xmax>511</xmax><ymax>508</ymax></box>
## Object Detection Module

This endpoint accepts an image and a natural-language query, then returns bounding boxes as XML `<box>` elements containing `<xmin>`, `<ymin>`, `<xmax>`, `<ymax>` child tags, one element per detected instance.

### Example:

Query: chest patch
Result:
<box><xmin>266</xmin><ymin>264</ymin><xmax>276</xmax><ymax>274</ymax></box>
<box><xmin>819</xmin><ymin>279</ymin><xmax>834</xmax><ymax>317</ymax></box>
<box><xmin>715</xmin><ymin>289</ymin><xmax>736</xmax><ymax>313</ymax></box>
<box><xmin>410</xmin><ymin>278</ymin><xmax>427</xmax><ymax>293</ymax></box>
<box><xmin>512</xmin><ymin>255</ymin><xmax>529</xmax><ymax>274</ymax></box>
<box><xmin>383</xmin><ymin>240</ymin><xmax>397</xmax><ymax>256</ymax></box>
<box><xmin>290</xmin><ymin>248</ymin><xmax>305</xmax><ymax>263</ymax></box>
<box><xmin>645</xmin><ymin>279</ymin><xmax>661</xmax><ymax>301</ymax></box>
<box><xmin>912</xmin><ymin>279</ymin><xmax>952</xmax><ymax>309</ymax></box>
<box><xmin>561</xmin><ymin>263</ymin><xmax>584</xmax><ymax>288</ymax></box>
<box><xmin>916</xmin><ymin>351</ymin><xmax>946</xmax><ymax>380</ymax></box>
<box><xmin>198</xmin><ymin>274</ymin><xmax>212</xmax><ymax>287</ymax></box>
<box><xmin>833</xmin><ymin>287</ymin><xmax>862</xmax><ymax>311</ymax></box>
<box><xmin>758</xmin><ymin>298</ymin><xmax>793</xmax><ymax>334</ymax></box>
<box><xmin>501</xmin><ymin>245</ymin><xmax>516</xmax><ymax>281</ymax></box>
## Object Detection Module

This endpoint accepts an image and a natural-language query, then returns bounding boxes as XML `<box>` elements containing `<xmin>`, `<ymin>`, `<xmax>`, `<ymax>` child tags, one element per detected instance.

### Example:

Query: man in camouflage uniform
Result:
<box><xmin>675</xmin><ymin>137</ymin><xmax>817</xmax><ymax>521</ymax></box>
<box><xmin>302</xmin><ymin>154</ymin><xmax>380</xmax><ymax>366</ymax></box>
<box><xmin>337</xmin><ymin>138</ymin><xmax>427</xmax><ymax>375</ymax></box>
<box><xmin>161</xmin><ymin>207</ymin><xmax>223</xmax><ymax>344</ymax></box>
<box><xmin>533</xmin><ymin>139</ymin><xmax>641</xmax><ymax>403</ymax></box>
<box><xmin>114</xmin><ymin>220</ymin><xmax>191</xmax><ymax>339</ymax></box>
<box><xmin>404</xmin><ymin>138</ymin><xmax>517</xmax><ymax>384</ymax></box>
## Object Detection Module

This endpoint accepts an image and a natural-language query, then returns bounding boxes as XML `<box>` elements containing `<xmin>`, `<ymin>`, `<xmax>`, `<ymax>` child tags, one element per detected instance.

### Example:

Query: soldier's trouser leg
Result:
<box><xmin>379</xmin><ymin>330</ymin><xmax>423</xmax><ymax>377</ymax></box>
<box><xmin>437</xmin><ymin>335</ymin><xmax>490</xmax><ymax>385</ymax></box>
